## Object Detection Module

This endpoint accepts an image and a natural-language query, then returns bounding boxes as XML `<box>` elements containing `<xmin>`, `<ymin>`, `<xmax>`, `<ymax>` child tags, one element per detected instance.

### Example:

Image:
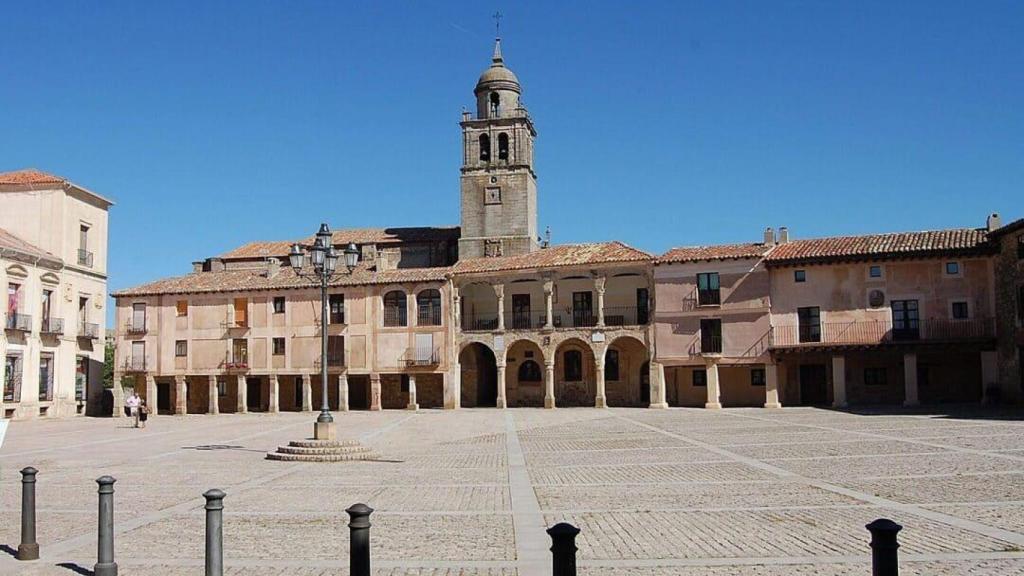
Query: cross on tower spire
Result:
<box><xmin>493</xmin><ymin>11</ymin><xmax>502</xmax><ymax>38</ymax></box>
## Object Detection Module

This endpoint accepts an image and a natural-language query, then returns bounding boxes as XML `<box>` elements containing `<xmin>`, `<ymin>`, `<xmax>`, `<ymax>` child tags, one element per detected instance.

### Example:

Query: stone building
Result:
<box><xmin>989</xmin><ymin>215</ymin><xmax>1024</xmax><ymax>402</ymax></box>
<box><xmin>1</xmin><ymin>169</ymin><xmax>112</xmax><ymax>420</ymax></box>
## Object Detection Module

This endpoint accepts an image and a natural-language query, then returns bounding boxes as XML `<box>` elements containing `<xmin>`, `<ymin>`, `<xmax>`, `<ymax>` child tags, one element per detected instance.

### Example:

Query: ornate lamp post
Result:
<box><xmin>289</xmin><ymin>223</ymin><xmax>359</xmax><ymax>440</ymax></box>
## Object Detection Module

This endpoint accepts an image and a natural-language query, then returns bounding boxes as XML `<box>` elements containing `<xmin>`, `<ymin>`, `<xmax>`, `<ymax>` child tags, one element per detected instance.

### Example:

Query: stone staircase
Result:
<box><xmin>266</xmin><ymin>439</ymin><xmax>378</xmax><ymax>462</ymax></box>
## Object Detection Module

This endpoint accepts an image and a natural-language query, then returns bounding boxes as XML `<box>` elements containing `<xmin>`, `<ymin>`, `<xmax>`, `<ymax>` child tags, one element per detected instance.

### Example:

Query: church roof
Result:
<box><xmin>452</xmin><ymin>242</ymin><xmax>653</xmax><ymax>274</ymax></box>
<box><xmin>475</xmin><ymin>38</ymin><xmax>521</xmax><ymax>93</ymax></box>
<box><xmin>219</xmin><ymin>227</ymin><xmax>460</xmax><ymax>259</ymax></box>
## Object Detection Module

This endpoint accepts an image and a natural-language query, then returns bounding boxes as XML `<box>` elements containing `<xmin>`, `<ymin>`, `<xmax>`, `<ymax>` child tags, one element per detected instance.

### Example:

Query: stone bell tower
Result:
<box><xmin>458</xmin><ymin>38</ymin><xmax>539</xmax><ymax>259</ymax></box>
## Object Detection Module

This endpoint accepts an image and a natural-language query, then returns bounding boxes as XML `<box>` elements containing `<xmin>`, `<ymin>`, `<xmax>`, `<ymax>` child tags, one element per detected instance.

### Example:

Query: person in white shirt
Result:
<box><xmin>125</xmin><ymin>392</ymin><xmax>141</xmax><ymax>428</ymax></box>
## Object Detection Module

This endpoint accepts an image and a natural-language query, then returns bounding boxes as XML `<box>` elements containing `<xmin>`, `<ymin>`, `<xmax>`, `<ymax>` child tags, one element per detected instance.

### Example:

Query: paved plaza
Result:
<box><xmin>3</xmin><ymin>406</ymin><xmax>1024</xmax><ymax>575</ymax></box>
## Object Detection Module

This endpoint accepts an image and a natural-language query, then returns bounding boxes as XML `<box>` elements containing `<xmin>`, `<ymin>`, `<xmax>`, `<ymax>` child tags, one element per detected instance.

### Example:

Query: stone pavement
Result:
<box><xmin>1</xmin><ymin>406</ymin><xmax>1024</xmax><ymax>574</ymax></box>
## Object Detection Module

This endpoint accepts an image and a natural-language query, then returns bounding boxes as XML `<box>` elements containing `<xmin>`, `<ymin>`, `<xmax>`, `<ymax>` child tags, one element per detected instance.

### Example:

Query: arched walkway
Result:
<box><xmin>460</xmin><ymin>342</ymin><xmax>498</xmax><ymax>407</ymax></box>
<box><xmin>554</xmin><ymin>338</ymin><xmax>595</xmax><ymax>407</ymax></box>
<box><xmin>505</xmin><ymin>339</ymin><xmax>545</xmax><ymax>407</ymax></box>
<box><xmin>604</xmin><ymin>336</ymin><xmax>649</xmax><ymax>407</ymax></box>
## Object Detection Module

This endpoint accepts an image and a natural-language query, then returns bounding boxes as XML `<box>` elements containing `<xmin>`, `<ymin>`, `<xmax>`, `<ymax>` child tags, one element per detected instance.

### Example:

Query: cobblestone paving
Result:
<box><xmin>2</xmin><ymin>406</ymin><xmax>1024</xmax><ymax>574</ymax></box>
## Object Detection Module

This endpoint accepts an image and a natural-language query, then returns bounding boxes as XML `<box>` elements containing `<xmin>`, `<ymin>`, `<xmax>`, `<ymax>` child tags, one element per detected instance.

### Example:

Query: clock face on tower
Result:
<box><xmin>485</xmin><ymin>187</ymin><xmax>502</xmax><ymax>205</ymax></box>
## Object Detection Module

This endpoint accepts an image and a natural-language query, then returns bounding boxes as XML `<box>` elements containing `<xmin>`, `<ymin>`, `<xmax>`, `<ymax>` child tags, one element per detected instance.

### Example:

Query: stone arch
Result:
<box><xmin>604</xmin><ymin>335</ymin><xmax>649</xmax><ymax>407</ymax></box>
<box><xmin>459</xmin><ymin>342</ymin><xmax>497</xmax><ymax>408</ymax></box>
<box><xmin>554</xmin><ymin>337</ymin><xmax>596</xmax><ymax>407</ymax></box>
<box><xmin>505</xmin><ymin>338</ymin><xmax>546</xmax><ymax>407</ymax></box>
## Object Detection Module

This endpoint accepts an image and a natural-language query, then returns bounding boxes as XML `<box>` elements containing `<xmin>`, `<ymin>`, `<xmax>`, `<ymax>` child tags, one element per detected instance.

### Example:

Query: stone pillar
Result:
<box><xmin>301</xmin><ymin>373</ymin><xmax>313</xmax><ymax>412</ymax></box>
<box><xmin>595</xmin><ymin>275</ymin><xmax>606</xmax><ymax>328</ymax></box>
<box><xmin>494</xmin><ymin>284</ymin><xmax>505</xmax><ymax>332</ymax></box>
<box><xmin>705</xmin><ymin>361</ymin><xmax>722</xmax><ymax>409</ymax></box>
<box><xmin>175</xmin><ymin>375</ymin><xmax>187</xmax><ymax>415</ymax></box>
<box><xmin>452</xmin><ymin>286</ymin><xmax>462</xmax><ymax>331</ymax></box>
<box><xmin>370</xmin><ymin>373</ymin><xmax>382</xmax><ymax>411</ymax></box>
<box><xmin>496</xmin><ymin>362</ymin><xmax>507</xmax><ymax>408</ymax></box>
<box><xmin>980</xmin><ymin>350</ymin><xmax>998</xmax><ymax>404</ymax></box>
<box><xmin>445</xmin><ymin>365</ymin><xmax>461</xmax><ymax>409</ymax></box>
<box><xmin>543</xmin><ymin>278</ymin><xmax>554</xmax><ymax>330</ymax></box>
<box><xmin>145</xmin><ymin>374</ymin><xmax>158</xmax><ymax>416</ymax></box>
<box><xmin>112</xmin><ymin>372</ymin><xmax>125</xmax><ymax>418</ymax></box>
<box><xmin>236</xmin><ymin>374</ymin><xmax>247</xmax><ymax>413</ymax></box>
<box><xmin>903</xmin><ymin>352</ymin><xmax>919</xmax><ymax>407</ymax></box>
<box><xmin>649</xmin><ymin>361</ymin><xmax>668</xmax><ymax>408</ymax></box>
<box><xmin>594</xmin><ymin>356</ymin><xmax>607</xmax><ymax>408</ymax></box>
<box><xmin>406</xmin><ymin>374</ymin><xmax>419</xmax><ymax>410</ymax></box>
<box><xmin>832</xmin><ymin>355</ymin><xmax>848</xmax><ymax>408</ymax></box>
<box><xmin>544</xmin><ymin>361</ymin><xmax>556</xmax><ymax>409</ymax></box>
<box><xmin>208</xmin><ymin>376</ymin><xmax>219</xmax><ymax>415</ymax></box>
<box><xmin>764</xmin><ymin>363</ymin><xmax>782</xmax><ymax>408</ymax></box>
<box><xmin>268</xmin><ymin>374</ymin><xmax>280</xmax><ymax>413</ymax></box>
<box><xmin>338</xmin><ymin>372</ymin><xmax>349</xmax><ymax>412</ymax></box>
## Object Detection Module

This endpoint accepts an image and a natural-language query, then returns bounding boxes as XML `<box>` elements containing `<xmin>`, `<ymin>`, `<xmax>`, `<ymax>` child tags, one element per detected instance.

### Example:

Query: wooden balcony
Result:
<box><xmin>770</xmin><ymin>318</ymin><xmax>996</xmax><ymax>349</ymax></box>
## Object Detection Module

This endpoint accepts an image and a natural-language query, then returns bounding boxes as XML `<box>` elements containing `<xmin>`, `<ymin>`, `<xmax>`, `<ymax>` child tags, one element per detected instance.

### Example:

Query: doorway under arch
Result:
<box><xmin>460</xmin><ymin>342</ymin><xmax>498</xmax><ymax>407</ymax></box>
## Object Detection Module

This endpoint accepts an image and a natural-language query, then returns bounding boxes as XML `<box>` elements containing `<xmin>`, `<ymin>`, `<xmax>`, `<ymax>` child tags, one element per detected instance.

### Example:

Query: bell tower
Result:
<box><xmin>459</xmin><ymin>38</ymin><xmax>538</xmax><ymax>259</ymax></box>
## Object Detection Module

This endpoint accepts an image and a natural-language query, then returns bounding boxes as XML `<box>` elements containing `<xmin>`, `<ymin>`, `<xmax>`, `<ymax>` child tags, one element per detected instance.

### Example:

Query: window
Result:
<box><xmin>329</xmin><ymin>294</ymin><xmax>344</xmax><ymax>324</ymax></box>
<box><xmin>38</xmin><ymin>353</ymin><xmax>54</xmax><ymax>401</ymax></box>
<box><xmin>511</xmin><ymin>294</ymin><xmax>531</xmax><ymax>329</ymax></box>
<box><xmin>692</xmin><ymin>369</ymin><xmax>707</xmax><ymax>387</ymax></box>
<box><xmin>41</xmin><ymin>289</ymin><xmax>52</xmax><ymax>322</ymax></box>
<box><xmin>869</xmin><ymin>265</ymin><xmax>882</xmax><ymax>278</ymax></box>
<box><xmin>233</xmin><ymin>298</ymin><xmax>248</xmax><ymax>327</ymax></box>
<box><xmin>891</xmin><ymin>299</ymin><xmax>920</xmax><ymax>340</ymax></box>
<box><xmin>479</xmin><ymin>133</ymin><xmax>491</xmax><ymax>161</ymax></box>
<box><xmin>79</xmin><ymin>297</ymin><xmax>89</xmax><ymax>324</ymax></box>
<box><xmin>131</xmin><ymin>303</ymin><xmax>146</xmax><ymax>332</ymax></box>
<box><xmin>572</xmin><ymin>292</ymin><xmax>594</xmax><ymax>327</ymax></box>
<box><xmin>794</xmin><ymin>270</ymin><xmax>807</xmax><ymax>283</ymax></box>
<box><xmin>697</xmin><ymin>272</ymin><xmax>721</xmax><ymax>305</ymax></box>
<box><xmin>75</xmin><ymin>355</ymin><xmax>89</xmax><ymax>401</ymax></box>
<box><xmin>231</xmin><ymin>339</ymin><xmax>248</xmax><ymax>365</ymax></box>
<box><xmin>273</xmin><ymin>297</ymin><xmax>286</xmax><ymax>314</ymax></box>
<box><xmin>273</xmin><ymin>337</ymin><xmax>286</xmax><ymax>355</ymax></box>
<box><xmin>751</xmin><ymin>368</ymin><xmax>766</xmax><ymax>386</ymax></box>
<box><xmin>383</xmin><ymin>291</ymin><xmax>407</xmax><ymax>327</ymax></box>
<box><xmin>563</xmin><ymin>349</ymin><xmax>583</xmax><ymax>381</ymax></box>
<box><xmin>416</xmin><ymin>290</ymin><xmax>441</xmax><ymax>326</ymax></box>
<box><xmin>864</xmin><ymin>367</ymin><xmax>888</xmax><ymax>386</ymax></box>
<box><xmin>175</xmin><ymin>340</ymin><xmax>188</xmax><ymax>357</ymax></box>
<box><xmin>606</xmin><ymin>349</ymin><xmax>620</xmax><ymax>381</ymax></box>
<box><xmin>797</xmin><ymin>306</ymin><xmax>821</xmax><ymax>343</ymax></box>
<box><xmin>489</xmin><ymin>91</ymin><xmax>500</xmax><ymax>115</ymax></box>
<box><xmin>327</xmin><ymin>335</ymin><xmax>344</xmax><ymax>366</ymax></box>
<box><xmin>518</xmin><ymin>360</ymin><xmax>542</xmax><ymax>382</ymax></box>
<box><xmin>951</xmin><ymin>301</ymin><xmax>969</xmax><ymax>320</ymax></box>
<box><xmin>4</xmin><ymin>354</ymin><xmax>22</xmax><ymax>402</ymax></box>
<box><xmin>498</xmin><ymin>132</ymin><xmax>509</xmax><ymax>160</ymax></box>
<box><xmin>945</xmin><ymin>262</ymin><xmax>960</xmax><ymax>275</ymax></box>
<box><xmin>637</xmin><ymin>287</ymin><xmax>650</xmax><ymax>324</ymax></box>
<box><xmin>700</xmin><ymin>318</ymin><xmax>723</xmax><ymax>353</ymax></box>
<box><xmin>176</xmin><ymin>300</ymin><xmax>188</xmax><ymax>317</ymax></box>
<box><xmin>217</xmin><ymin>380</ymin><xmax>227</xmax><ymax>397</ymax></box>
<box><xmin>1018</xmin><ymin>235</ymin><xmax>1024</xmax><ymax>259</ymax></box>
<box><xmin>78</xmin><ymin>224</ymin><xmax>92</xmax><ymax>267</ymax></box>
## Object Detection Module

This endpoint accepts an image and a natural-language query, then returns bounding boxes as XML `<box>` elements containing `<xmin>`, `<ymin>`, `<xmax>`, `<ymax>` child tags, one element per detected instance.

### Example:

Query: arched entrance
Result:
<box><xmin>554</xmin><ymin>338</ymin><xmax>596</xmax><ymax>407</ymax></box>
<box><xmin>459</xmin><ymin>342</ymin><xmax>498</xmax><ymax>407</ymax></box>
<box><xmin>505</xmin><ymin>339</ymin><xmax>545</xmax><ymax>407</ymax></box>
<box><xmin>604</xmin><ymin>336</ymin><xmax>649</xmax><ymax>407</ymax></box>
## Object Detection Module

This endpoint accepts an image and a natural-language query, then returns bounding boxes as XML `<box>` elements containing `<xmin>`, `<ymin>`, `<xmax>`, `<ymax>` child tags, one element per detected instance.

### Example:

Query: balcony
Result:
<box><xmin>770</xmin><ymin>318</ymin><xmax>996</xmax><ymax>348</ymax></box>
<box><xmin>40</xmin><ymin>317</ymin><xmax>64</xmax><ymax>335</ymax></box>
<box><xmin>504</xmin><ymin>309</ymin><xmax>548</xmax><ymax>330</ymax></box>
<box><xmin>403</xmin><ymin>347</ymin><xmax>440</xmax><ymax>367</ymax></box>
<box><xmin>383</xmin><ymin>308</ymin><xmax>408</xmax><ymax>328</ymax></box>
<box><xmin>603</xmin><ymin>306</ymin><xmax>649</xmax><ymax>327</ymax></box>
<box><xmin>79</xmin><ymin>322</ymin><xmax>100</xmax><ymax>339</ymax></box>
<box><xmin>698</xmin><ymin>289</ymin><xmax>722</xmax><ymax>306</ymax></box>
<box><xmin>313</xmin><ymin>352</ymin><xmax>346</xmax><ymax>369</ymax></box>
<box><xmin>77</xmin><ymin>248</ymin><xmax>94</xmax><ymax>268</ymax></box>
<box><xmin>463</xmin><ymin>313</ymin><xmax>499</xmax><ymax>332</ymax></box>
<box><xmin>5</xmin><ymin>313</ymin><xmax>32</xmax><ymax>332</ymax></box>
<box><xmin>125</xmin><ymin>321</ymin><xmax>147</xmax><ymax>335</ymax></box>
<box><xmin>123</xmin><ymin>357</ymin><xmax>147</xmax><ymax>372</ymax></box>
<box><xmin>223</xmin><ymin>352</ymin><xmax>249</xmax><ymax>372</ymax></box>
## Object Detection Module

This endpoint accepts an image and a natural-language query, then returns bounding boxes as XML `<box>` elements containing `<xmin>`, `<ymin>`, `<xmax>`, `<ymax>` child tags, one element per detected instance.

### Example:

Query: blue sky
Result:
<box><xmin>2</xmin><ymin>1</ymin><xmax>1022</xmax><ymax>318</ymax></box>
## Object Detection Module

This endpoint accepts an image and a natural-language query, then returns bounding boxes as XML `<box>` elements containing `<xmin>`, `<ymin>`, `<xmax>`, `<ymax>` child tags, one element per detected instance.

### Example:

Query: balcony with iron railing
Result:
<box><xmin>40</xmin><ymin>317</ymin><xmax>64</xmax><ymax>335</ymax></box>
<box><xmin>123</xmin><ymin>356</ymin><xmax>147</xmax><ymax>372</ymax></box>
<box><xmin>403</xmin><ymin>347</ymin><xmax>441</xmax><ymax>367</ymax></box>
<box><xmin>125</xmin><ymin>320</ymin><xmax>147</xmax><ymax>335</ymax></box>
<box><xmin>770</xmin><ymin>318</ymin><xmax>997</xmax><ymax>348</ymax></box>
<box><xmin>313</xmin><ymin>351</ymin><xmax>346</xmax><ymax>369</ymax></box>
<box><xmin>688</xmin><ymin>333</ymin><xmax>723</xmax><ymax>356</ymax></box>
<box><xmin>77</xmin><ymin>248</ymin><xmax>94</xmax><ymax>268</ymax></box>
<box><xmin>5</xmin><ymin>313</ymin><xmax>32</xmax><ymax>332</ymax></box>
<box><xmin>504</xmin><ymin>309</ymin><xmax>548</xmax><ymax>331</ymax></box>
<box><xmin>463</xmin><ymin>312</ymin><xmax>500</xmax><ymax>332</ymax></box>
<box><xmin>698</xmin><ymin>289</ymin><xmax>721</xmax><ymax>306</ymax></box>
<box><xmin>223</xmin><ymin>350</ymin><xmax>249</xmax><ymax>372</ymax></box>
<box><xmin>79</xmin><ymin>322</ymin><xmax>100</xmax><ymax>339</ymax></box>
<box><xmin>383</xmin><ymin>307</ymin><xmax>408</xmax><ymax>328</ymax></box>
<box><xmin>417</xmin><ymin>305</ymin><xmax>443</xmax><ymax>327</ymax></box>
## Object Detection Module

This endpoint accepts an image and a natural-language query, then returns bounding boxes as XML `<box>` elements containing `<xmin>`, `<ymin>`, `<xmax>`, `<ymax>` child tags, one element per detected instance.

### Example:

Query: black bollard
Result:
<box><xmin>346</xmin><ymin>503</ymin><xmax>373</xmax><ymax>576</ymax></box>
<box><xmin>866</xmin><ymin>518</ymin><xmax>902</xmax><ymax>576</ymax></box>
<box><xmin>547</xmin><ymin>522</ymin><xmax>581</xmax><ymax>576</ymax></box>
<box><xmin>17</xmin><ymin>467</ymin><xmax>39</xmax><ymax>561</ymax></box>
<box><xmin>204</xmin><ymin>489</ymin><xmax>226</xmax><ymax>576</ymax></box>
<box><xmin>94</xmin><ymin>476</ymin><xmax>118</xmax><ymax>576</ymax></box>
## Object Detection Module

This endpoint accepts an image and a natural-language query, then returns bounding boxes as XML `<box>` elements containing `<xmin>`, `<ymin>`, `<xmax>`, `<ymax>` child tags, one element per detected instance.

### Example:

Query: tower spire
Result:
<box><xmin>492</xmin><ymin>11</ymin><xmax>504</xmax><ymax>64</ymax></box>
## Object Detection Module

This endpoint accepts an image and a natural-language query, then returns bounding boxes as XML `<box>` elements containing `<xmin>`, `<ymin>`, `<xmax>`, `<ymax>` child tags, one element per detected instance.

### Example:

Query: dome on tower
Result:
<box><xmin>475</xmin><ymin>38</ymin><xmax>521</xmax><ymax>95</ymax></box>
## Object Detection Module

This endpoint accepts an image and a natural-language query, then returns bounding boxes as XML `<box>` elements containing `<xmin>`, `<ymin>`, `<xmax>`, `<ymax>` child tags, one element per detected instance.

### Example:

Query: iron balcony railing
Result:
<box><xmin>403</xmin><ymin>347</ymin><xmax>441</xmax><ymax>367</ymax></box>
<box><xmin>314</xmin><ymin>352</ymin><xmax>346</xmax><ymax>369</ymax></box>
<box><xmin>40</xmin><ymin>317</ymin><xmax>64</xmax><ymax>335</ymax></box>
<box><xmin>463</xmin><ymin>312</ymin><xmax>499</xmax><ymax>332</ymax></box>
<box><xmin>417</xmin><ymin>304</ymin><xmax>443</xmax><ymax>327</ymax></box>
<box><xmin>770</xmin><ymin>317</ymin><xmax>997</xmax><ymax>347</ymax></box>
<box><xmin>504</xmin><ymin>309</ymin><xmax>548</xmax><ymax>330</ymax></box>
<box><xmin>383</xmin><ymin>307</ymin><xmax>408</xmax><ymax>328</ymax></box>
<box><xmin>126</xmin><ymin>321</ymin><xmax>147</xmax><ymax>335</ymax></box>
<box><xmin>77</xmin><ymin>248</ymin><xmax>94</xmax><ymax>268</ymax></box>
<box><xmin>568</xmin><ymin>309</ymin><xmax>598</xmax><ymax>328</ymax></box>
<box><xmin>123</xmin><ymin>357</ymin><xmax>146</xmax><ymax>372</ymax></box>
<box><xmin>603</xmin><ymin>306</ymin><xmax>650</xmax><ymax>327</ymax></box>
<box><xmin>79</xmin><ymin>322</ymin><xmax>100</xmax><ymax>339</ymax></box>
<box><xmin>5</xmin><ymin>313</ymin><xmax>32</xmax><ymax>332</ymax></box>
<box><xmin>698</xmin><ymin>289</ymin><xmax>722</xmax><ymax>306</ymax></box>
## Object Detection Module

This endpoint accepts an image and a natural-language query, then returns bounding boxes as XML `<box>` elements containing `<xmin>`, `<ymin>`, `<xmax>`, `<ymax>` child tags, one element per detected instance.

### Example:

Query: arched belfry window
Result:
<box><xmin>498</xmin><ymin>133</ymin><xmax>509</xmax><ymax>160</ymax></box>
<box><xmin>479</xmin><ymin>133</ymin><xmax>490</xmax><ymax>162</ymax></box>
<box><xmin>489</xmin><ymin>92</ymin><xmax>500</xmax><ymax>116</ymax></box>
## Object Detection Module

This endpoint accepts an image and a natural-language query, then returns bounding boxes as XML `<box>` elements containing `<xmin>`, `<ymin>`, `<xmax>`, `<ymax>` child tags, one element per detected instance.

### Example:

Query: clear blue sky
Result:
<box><xmin>2</xmin><ymin>1</ymin><xmax>1022</xmax><ymax>316</ymax></box>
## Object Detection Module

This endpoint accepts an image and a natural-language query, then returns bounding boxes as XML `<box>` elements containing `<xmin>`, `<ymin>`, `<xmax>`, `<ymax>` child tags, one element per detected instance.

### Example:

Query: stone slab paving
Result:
<box><xmin>1</xmin><ymin>406</ymin><xmax>1024</xmax><ymax>574</ymax></box>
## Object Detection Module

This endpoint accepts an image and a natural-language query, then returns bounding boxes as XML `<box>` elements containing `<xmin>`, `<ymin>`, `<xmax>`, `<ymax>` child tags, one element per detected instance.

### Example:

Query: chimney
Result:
<box><xmin>265</xmin><ymin>257</ymin><xmax>281</xmax><ymax>278</ymax></box>
<box><xmin>207</xmin><ymin>257</ymin><xmax>226</xmax><ymax>272</ymax></box>
<box><xmin>778</xmin><ymin>227</ymin><xmax>790</xmax><ymax>244</ymax></box>
<box><xmin>987</xmin><ymin>212</ymin><xmax>1002</xmax><ymax>233</ymax></box>
<box><xmin>763</xmin><ymin>227</ymin><xmax>775</xmax><ymax>245</ymax></box>
<box><xmin>192</xmin><ymin>261</ymin><xmax>204</xmax><ymax>274</ymax></box>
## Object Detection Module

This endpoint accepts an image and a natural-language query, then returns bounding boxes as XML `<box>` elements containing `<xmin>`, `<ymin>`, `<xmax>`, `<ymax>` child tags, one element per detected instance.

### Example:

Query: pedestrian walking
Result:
<box><xmin>126</xmin><ymin>392</ymin><xmax>141</xmax><ymax>428</ymax></box>
<box><xmin>139</xmin><ymin>400</ymin><xmax>150</xmax><ymax>429</ymax></box>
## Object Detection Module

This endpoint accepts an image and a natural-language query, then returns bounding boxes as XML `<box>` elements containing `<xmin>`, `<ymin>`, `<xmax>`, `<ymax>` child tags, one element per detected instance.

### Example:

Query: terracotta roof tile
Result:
<box><xmin>765</xmin><ymin>228</ymin><xmax>992</xmax><ymax>266</ymax></box>
<box><xmin>452</xmin><ymin>242</ymin><xmax>653</xmax><ymax>274</ymax></box>
<box><xmin>0</xmin><ymin>227</ymin><xmax>58</xmax><ymax>262</ymax></box>
<box><xmin>219</xmin><ymin>227</ymin><xmax>461</xmax><ymax>259</ymax></box>
<box><xmin>0</xmin><ymin>169</ymin><xmax>66</xmax><ymax>186</ymax></box>
<box><xmin>659</xmin><ymin>243</ymin><xmax>773</xmax><ymax>264</ymax></box>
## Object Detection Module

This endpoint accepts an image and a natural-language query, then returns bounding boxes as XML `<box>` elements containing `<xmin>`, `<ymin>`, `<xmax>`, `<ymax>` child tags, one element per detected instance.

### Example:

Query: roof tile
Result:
<box><xmin>0</xmin><ymin>169</ymin><xmax>66</xmax><ymax>186</ymax></box>
<box><xmin>659</xmin><ymin>243</ymin><xmax>773</xmax><ymax>264</ymax></box>
<box><xmin>765</xmin><ymin>228</ymin><xmax>992</xmax><ymax>265</ymax></box>
<box><xmin>452</xmin><ymin>242</ymin><xmax>653</xmax><ymax>274</ymax></box>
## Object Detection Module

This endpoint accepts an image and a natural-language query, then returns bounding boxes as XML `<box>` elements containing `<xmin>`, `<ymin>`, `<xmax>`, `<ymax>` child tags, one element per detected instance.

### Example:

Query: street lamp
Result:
<box><xmin>288</xmin><ymin>223</ymin><xmax>359</xmax><ymax>438</ymax></box>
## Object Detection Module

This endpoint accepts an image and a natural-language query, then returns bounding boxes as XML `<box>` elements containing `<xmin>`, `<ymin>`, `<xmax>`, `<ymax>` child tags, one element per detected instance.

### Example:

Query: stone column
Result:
<box><xmin>112</xmin><ymin>372</ymin><xmax>125</xmax><ymax>418</ymax></box>
<box><xmin>406</xmin><ymin>374</ymin><xmax>419</xmax><ymax>410</ymax></box>
<box><xmin>832</xmin><ymin>355</ymin><xmax>848</xmax><ymax>408</ymax></box>
<box><xmin>445</xmin><ymin>365</ymin><xmax>461</xmax><ymax>409</ymax></box>
<box><xmin>496</xmin><ymin>362</ymin><xmax>507</xmax><ymax>408</ymax></box>
<box><xmin>544</xmin><ymin>361</ymin><xmax>556</xmax><ymax>409</ymax></box>
<box><xmin>175</xmin><ymin>375</ymin><xmax>187</xmax><ymax>415</ymax></box>
<box><xmin>269</xmin><ymin>374</ymin><xmax>280</xmax><ymax>413</ymax></box>
<box><xmin>236</xmin><ymin>374</ymin><xmax>247</xmax><ymax>413</ymax></box>
<box><xmin>208</xmin><ymin>376</ymin><xmax>219</xmax><ymax>415</ymax></box>
<box><xmin>338</xmin><ymin>372</ymin><xmax>349</xmax><ymax>411</ymax></box>
<box><xmin>594</xmin><ymin>355</ymin><xmax>607</xmax><ymax>408</ymax></box>
<box><xmin>301</xmin><ymin>373</ymin><xmax>313</xmax><ymax>412</ymax></box>
<box><xmin>370</xmin><ymin>373</ymin><xmax>382</xmax><ymax>411</ymax></box>
<box><xmin>649</xmin><ymin>361</ymin><xmax>668</xmax><ymax>408</ymax></box>
<box><xmin>452</xmin><ymin>286</ymin><xmax>462</xmax><ymax>331</ymax></box>
<box><xmin>764</xmin><ymin>363</ymin><xmax>782</xmax><ymax>409</ymax></box>
<box><xmin>494</xmin><ymin>283</ymin><xmax>505</xmax><ymax>331</ymax></box>
<box><xmin>543</xmin><ymin>278</ymin><xmax>554</xmax><ymax>330</ymax></box>
<box><xmin>903</xmin><ymin>352</ymin><xmax>919</xmax><ymax>407</ymax></box>
<box><xmin>145</xmin><ymin>374</ymin><xmax>158</xmax><ymax>416</ymax></box>
<box><xmin>705</xmin><ymin>361</ymin><xmax>722</xmax><ymax>409</ymax></box>
<box><xmin>595</xmin><ymin>275</ymin><xmax>606</xmax><ymax>328</ymax></box>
